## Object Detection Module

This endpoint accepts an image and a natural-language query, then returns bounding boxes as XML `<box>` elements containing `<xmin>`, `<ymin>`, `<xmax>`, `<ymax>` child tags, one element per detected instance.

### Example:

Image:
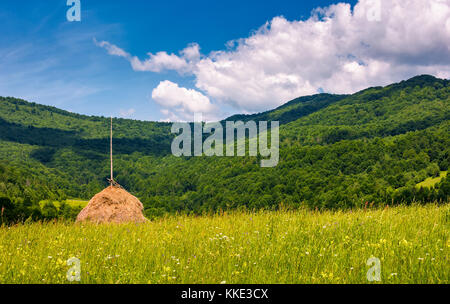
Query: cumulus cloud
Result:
<box><xmin>95</xmin><ymin>38</ymin><xmax>198</xmax><ymax>73</ymax></box>
<box><xmin>151</xmin><ymin>80</ymin><xmax>218</xmax><ymax>121</ymax></box>
<box><xmin>97</xmin><ymin>0</ymin><xmax>450</xmax><ymax>118</ymax></box>
<box><xmin>129</xmin><ymin>52</ymin><xmax>189</xmax><ymax>73</ymax></box>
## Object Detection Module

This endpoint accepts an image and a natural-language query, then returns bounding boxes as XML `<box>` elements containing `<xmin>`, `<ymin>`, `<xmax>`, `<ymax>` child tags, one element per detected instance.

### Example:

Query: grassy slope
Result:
<box><xmin>0</xmin><ymin>204</ymin><xmax>448</xmax><ymax>284</ymax></box>
<box><xmin>39</xmin><ymin>200</ymin><xmax>88</xmax><ymax>209</ymax></box>
<box><xmin>417</xmin><ymin>171</ymin><xmax>448</xmax><ymax>189</ymax></box>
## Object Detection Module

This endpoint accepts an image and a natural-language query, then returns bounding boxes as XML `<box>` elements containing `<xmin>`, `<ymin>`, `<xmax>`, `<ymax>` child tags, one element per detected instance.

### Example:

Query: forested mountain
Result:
<box><xmin>226</xmin><ymin>93</ymin><xmax>347</xmax><ymax>125</ymax></box>
<box><xmin>0</xmin><ymin>75</ymin><xmax>448</xmax><ymax>221</ymax></box>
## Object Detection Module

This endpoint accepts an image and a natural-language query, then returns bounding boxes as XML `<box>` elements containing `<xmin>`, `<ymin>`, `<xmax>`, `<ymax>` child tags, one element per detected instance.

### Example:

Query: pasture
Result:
<box><xmin>0</xmin><ymin>204</ymin><xmax>448</xmax><ymax>284</ymax></box>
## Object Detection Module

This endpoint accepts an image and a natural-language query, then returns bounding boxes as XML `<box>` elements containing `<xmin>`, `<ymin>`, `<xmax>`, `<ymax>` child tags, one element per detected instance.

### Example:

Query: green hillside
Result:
<box><xmin>416</xmin><ymin>171</ymin><xmax>448</xmax><ymax>189</ymax></box>
<box><xmin>226</xmin><ymin>93</ymin><xmax>347</xmax><ymax>125</ymax></box>
<box><xmin>0</xmin><ymin>75</ymin><xmax>449</xmax><ymax>222</ymax></box>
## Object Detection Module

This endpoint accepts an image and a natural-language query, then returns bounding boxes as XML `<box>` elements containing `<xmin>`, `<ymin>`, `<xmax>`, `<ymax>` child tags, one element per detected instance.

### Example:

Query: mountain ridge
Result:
<box><xmin>0</xmin><ymin>74</ymin><xmax>448</xmax><ymax>220</ymax></box>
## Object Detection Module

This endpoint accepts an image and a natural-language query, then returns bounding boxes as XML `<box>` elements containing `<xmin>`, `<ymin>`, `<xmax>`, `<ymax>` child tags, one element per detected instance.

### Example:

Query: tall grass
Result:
<box><xmin>0</xmin><ymin>204</ymin><xmax>448</xmax><ymax>284</ymax></box>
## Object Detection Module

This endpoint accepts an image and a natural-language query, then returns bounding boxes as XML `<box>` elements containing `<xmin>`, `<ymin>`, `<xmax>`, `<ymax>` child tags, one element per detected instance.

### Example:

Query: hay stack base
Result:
<box><xmin>76</xmin><ymin>186</ymin><xmax>147</xmax><ymax>224</ymax></box>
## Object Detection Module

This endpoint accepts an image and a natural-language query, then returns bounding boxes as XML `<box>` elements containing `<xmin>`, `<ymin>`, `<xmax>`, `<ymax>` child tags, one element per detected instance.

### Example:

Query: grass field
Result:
<box><xmin>0</xmin><ymin>204</ymin><xmax>448</xmax><ymax>284</ymax></box>
<box><xmin>417</xmin><ymin>171</ymin><xmax>448</xmax><ymax>189</ymax></box>
<box><xmin>65</xmin><ymin>200</ymin><xmax>89</xmax><ymax>208</ymax></box>
<box><xmin>39</xmin><ymin>199</ymin><xmax>89</xmax><ymax>209</ymax></box>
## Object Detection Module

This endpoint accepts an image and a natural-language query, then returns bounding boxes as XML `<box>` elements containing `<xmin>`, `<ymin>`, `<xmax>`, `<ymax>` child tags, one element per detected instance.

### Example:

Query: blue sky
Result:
<box><xmin>0</xmin><ymin>0</ymin><xmax>448</xmax><ymax>121</ymax></box>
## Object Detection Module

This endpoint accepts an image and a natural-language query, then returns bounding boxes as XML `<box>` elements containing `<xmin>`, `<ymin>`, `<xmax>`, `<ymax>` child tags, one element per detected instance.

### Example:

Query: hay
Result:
<box><xmin>76</xmin><ymin>186</ymin><xmax>148</xmax><ymax>224</ymax></box>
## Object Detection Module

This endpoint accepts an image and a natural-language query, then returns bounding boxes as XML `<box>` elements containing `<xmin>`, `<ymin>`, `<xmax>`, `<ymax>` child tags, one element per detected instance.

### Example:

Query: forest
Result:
<box><xmin>0</xmin><ymin>75</ymin><xmax>448</xmax><ymax>223</ymax></box>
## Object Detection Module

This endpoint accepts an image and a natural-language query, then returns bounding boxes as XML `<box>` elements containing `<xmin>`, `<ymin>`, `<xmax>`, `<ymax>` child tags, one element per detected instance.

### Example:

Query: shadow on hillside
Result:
<box><xmin>0</xmin><ymin>118</ymin><xmax>172</xmax><ymax>161</ymax></box>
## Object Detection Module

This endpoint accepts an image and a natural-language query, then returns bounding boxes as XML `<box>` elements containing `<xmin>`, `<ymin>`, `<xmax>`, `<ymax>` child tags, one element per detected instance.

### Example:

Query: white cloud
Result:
<box><xmin>130</xmin><ymin>52</ymin><xmax>189</xmax><ymax>73</ymax></box>
<box><xmin>151</xmin><ymin>80</ymin><xmax>218</xmax><ymax>121</ymax></box>
<box><xmin>94</xmin><ymin>38</ymin><xmax>130</xmax><ymax>58</ymax></box>
<box><xmin>95</xmin><ymin>39</ymin><xmax>197</xmax><ymax>73</ymax></box>
<box><xmin>180</xmin><ymin>43</ymin><xmax>201</xmax><ymax>61</ymax></box>
<box><xmin>97</xmin><ymin>0</ymin><xmax>450</xmax><ymax>116</ymax></box>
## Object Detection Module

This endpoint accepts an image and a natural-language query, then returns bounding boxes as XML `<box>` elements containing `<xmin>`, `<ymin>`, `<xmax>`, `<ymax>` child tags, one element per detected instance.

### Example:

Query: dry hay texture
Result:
<box><xmin>76</xmin><ymin>186</ymin><xmax>148</xmax><ymax>224</ymax></box>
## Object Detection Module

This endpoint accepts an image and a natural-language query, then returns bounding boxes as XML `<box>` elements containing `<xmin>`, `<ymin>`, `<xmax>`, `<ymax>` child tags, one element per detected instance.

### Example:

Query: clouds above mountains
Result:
<box><xmin>96</xmin><ymin>0</ymin><xmax>450</xmax><ymax>121</ymax></box>
<box><xmin>152</xmin><ymin>80</ymin><xmax>217</xmax><ymax>121</ymax></box>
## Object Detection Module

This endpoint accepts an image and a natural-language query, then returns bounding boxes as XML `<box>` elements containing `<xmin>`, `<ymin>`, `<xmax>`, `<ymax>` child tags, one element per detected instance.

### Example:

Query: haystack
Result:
<box><xmin>76</xmin><ymin>186</ymin><xmax>147</xmax><ymax>224</ymax></box>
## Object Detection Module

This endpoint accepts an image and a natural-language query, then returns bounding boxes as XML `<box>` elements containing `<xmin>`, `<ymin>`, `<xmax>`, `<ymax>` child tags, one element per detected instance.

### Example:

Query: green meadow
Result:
<box><xmin>39</xmin><ymin>200</ymin><xmax>88</xmax><ymax>209</ymax></box>
<box><xmin>417</xmin><ymin>171</ymin><xmax>448</xmax><ymax>189</ymax></box>
<box><xmin>0</xmin><ymin>204</ymin><xmax>448</xmax><ymax>284</ymax></box>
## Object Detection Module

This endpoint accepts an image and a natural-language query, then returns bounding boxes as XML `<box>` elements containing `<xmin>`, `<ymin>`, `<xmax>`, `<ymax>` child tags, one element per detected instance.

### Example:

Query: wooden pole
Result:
<box><xmin>110</xmin><ymin>116</ymin><xmax>113</xmax><ymax>186</ymax></box>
